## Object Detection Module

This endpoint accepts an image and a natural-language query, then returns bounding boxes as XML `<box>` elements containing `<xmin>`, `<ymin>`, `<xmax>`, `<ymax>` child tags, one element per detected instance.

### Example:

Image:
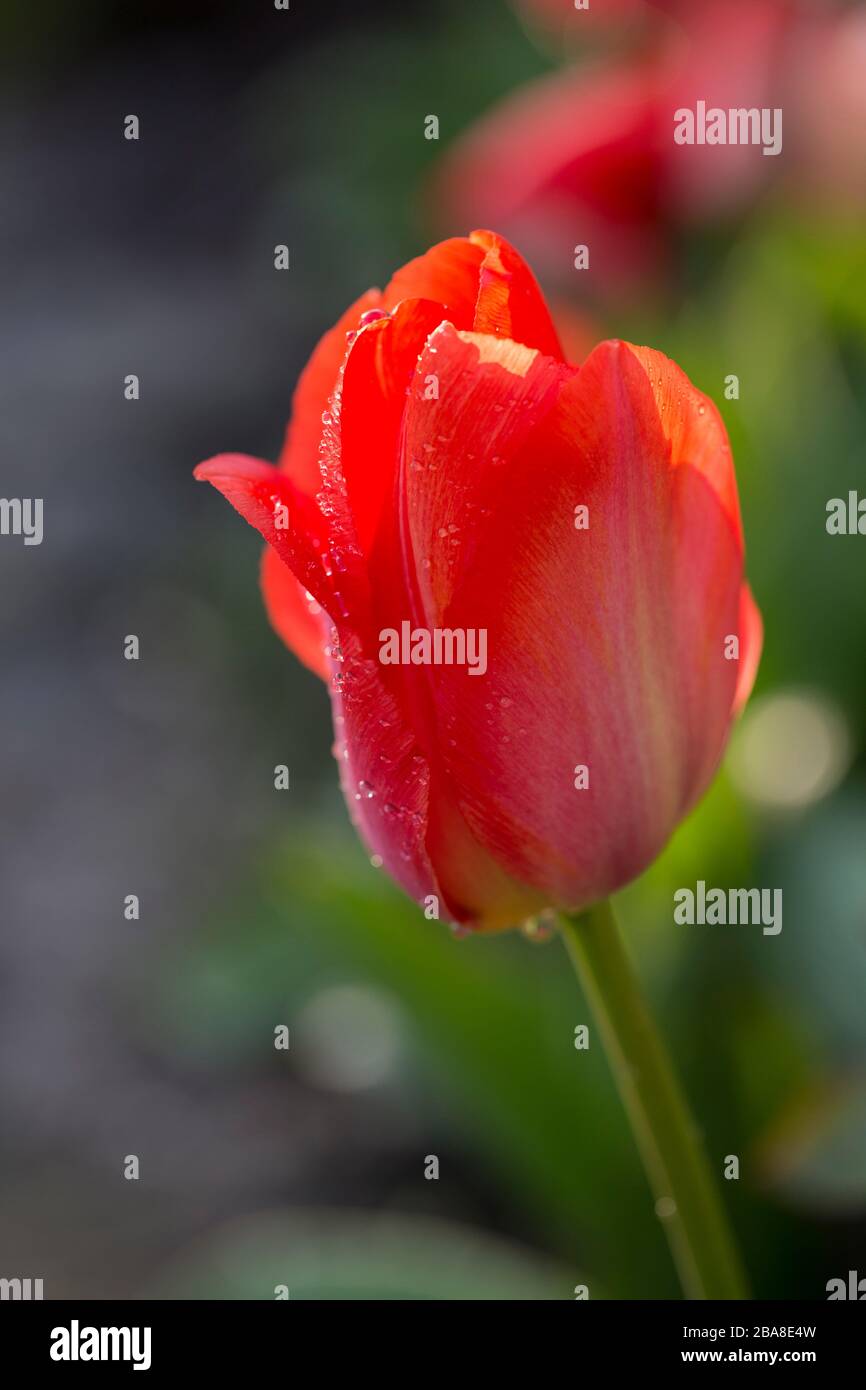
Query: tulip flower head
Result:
<box><xmin>196</xmin><ymin>231</ymin><xmax>761</xmax><ymax>931</ymax></box>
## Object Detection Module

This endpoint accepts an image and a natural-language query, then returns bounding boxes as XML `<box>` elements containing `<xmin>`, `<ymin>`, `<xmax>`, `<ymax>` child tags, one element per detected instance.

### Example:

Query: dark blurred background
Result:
<box><xmin>1</xmin><ymin>0</ymin><xmax>864</xmax><ymax>1299</ymax></box>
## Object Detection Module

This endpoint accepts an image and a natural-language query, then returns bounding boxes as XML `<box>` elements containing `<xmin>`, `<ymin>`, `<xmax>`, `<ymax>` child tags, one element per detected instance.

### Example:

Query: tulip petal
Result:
<box><xmin>337</xmin><ymin>297</ymin><xmax>447</xmax><ymax>562</ymax></box>
<box><xmin>242</xmin><ymin>290</ymin><xmax>380</xmax><ymax>669</ymax></box>
<box><xmin>470</xmin><ymin>230</ymin><xmax>566</xmax><ymax>360</ymax></box>
<box><xmin>399</xmin><ymin>324</ymin><xmax>574</xmax><ymax>627</ymax></box>
<box><xmin>382</xmin><ymin>236</ymin><xmax>486</xmax><ymax>322</ymax></box>
<box><xmin>381</xmin><ymin>230</ymin><xmax>564</xmax><ymax>359</ymax></box>
<box><xmin>327</xmin><ymin>627</ymin><xmax>444</xmax><ymax>912</ymax></box>
<box><xmin>277</xmin><ymin>288</ymin><xmax>382</xmax><ymax>495</ymax></box>
<box><xmin>397</xmin><ymin>330</ymin><xmax>753</xmax><ymax>911</ymax></box>
<box><xmin>733</xmin><ymin>582</ymin><xmax>763</xmax><ymax>715</ymax></box>
<box><xmin>200</xmin><ymin>291</ymin><xmax>380</xmax><ymax>677</ymax></box>
<box><xmin>624</xmin><ymin>343</ymin><xmax>743</xmax><ymax>545</ymax></box>
<box><xmin>624</xmin><ymin>344</ymin><xmax>762</xmax><ymax>726</ymax></box>
<box><xmin>260</xmin><ymin>544</ymin><xmax>330</xmax><ymax>681</ymax></box>
<box><xmin>194</xmin><ymin>445</ymin><xmax>451</xmax><ymax>918</ymax></box>
<box><xmin>194</xmin><ymin>453</ymin><xmax>347</xmax><ymax>620</ymax></box>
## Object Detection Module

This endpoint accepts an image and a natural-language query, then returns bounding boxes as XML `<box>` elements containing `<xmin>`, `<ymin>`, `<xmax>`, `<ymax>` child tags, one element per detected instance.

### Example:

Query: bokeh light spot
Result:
<box><xmin>294</xmin><ymin>984</ymin><xmax>404</xmax><ymax>1093</ymax></box>
<box><xmin>728</xmin><ymin>689</ymin><xmax>851</xmax><ymax>811</ymax></box>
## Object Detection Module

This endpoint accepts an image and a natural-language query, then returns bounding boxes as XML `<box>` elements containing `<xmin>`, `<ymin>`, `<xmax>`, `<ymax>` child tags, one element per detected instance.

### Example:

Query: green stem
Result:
<box><xmin>559</xmin><ymin>899</ymin><xmax>748</xmax><ymax>1300</ymax></box>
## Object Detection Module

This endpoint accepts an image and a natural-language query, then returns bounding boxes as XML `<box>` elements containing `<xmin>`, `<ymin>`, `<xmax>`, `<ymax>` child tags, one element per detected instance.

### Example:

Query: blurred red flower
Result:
<box><xmin>437</xmin><ymin>1</ymin><xmax>865</xmax><ymax>298</ymax></box>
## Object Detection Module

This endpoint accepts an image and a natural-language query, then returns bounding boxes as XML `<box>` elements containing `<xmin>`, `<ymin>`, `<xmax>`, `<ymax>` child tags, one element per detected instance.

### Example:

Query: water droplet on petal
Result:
<box><xmin>521</xmin><ymin>911</ymin><xmax>557</xmax><ymax>944</ymax></box>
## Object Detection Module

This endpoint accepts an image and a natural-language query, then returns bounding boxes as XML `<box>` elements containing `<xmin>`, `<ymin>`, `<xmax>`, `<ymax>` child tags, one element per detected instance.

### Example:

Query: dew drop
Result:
<box><xmin>520</xmin><ymin>911</ymin><xmax>557</xmax><ymax>944</ymax></box>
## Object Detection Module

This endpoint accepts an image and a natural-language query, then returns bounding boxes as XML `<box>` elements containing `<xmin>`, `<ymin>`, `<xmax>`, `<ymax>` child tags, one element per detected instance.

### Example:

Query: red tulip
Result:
<box><xmin>195</xmin><ymin>231</ymin><xmax>761</xmax><ymax>931</ymax></box>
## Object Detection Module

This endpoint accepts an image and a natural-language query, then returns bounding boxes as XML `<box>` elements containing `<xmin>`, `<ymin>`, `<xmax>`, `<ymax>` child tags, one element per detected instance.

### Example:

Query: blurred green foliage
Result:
<box><xmin>156</xmin><ymin>1208</ymin><xmax>574</xmax><ymax>1300</ymax></box>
